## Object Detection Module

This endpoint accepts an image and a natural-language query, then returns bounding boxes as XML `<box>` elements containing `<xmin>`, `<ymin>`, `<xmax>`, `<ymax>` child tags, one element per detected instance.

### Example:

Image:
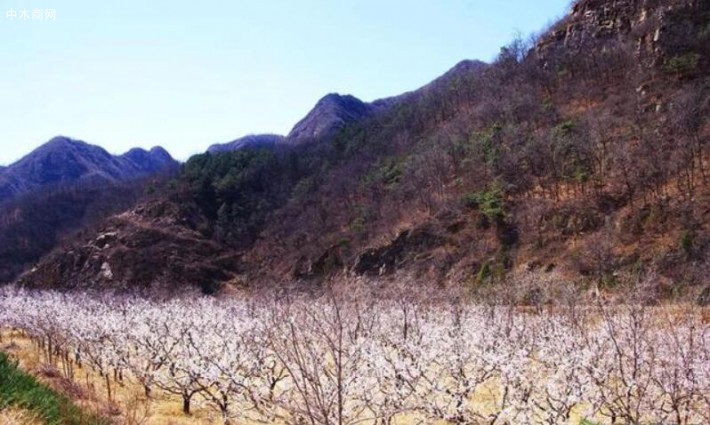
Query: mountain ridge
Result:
<box><xmin>208</xmin><ymin>134</ymin><xmax>286</xmax><ymax>154</ymax></box>
<box><xmin>210</xmin><ymin>60</ymin><xmax>489</xmax><ymax>154</ymax></box>
<box><xmin>0</xmin><ymin>136</ymin><xmax>179</xmax><ymax>204</ymax></box>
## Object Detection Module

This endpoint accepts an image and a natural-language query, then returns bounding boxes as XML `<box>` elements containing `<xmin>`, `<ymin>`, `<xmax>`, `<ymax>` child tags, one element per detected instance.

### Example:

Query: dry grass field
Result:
<box><xmin>0</xmin><ymin>408</ymin><xmax>42</xmax><ymax>425</ymax></box>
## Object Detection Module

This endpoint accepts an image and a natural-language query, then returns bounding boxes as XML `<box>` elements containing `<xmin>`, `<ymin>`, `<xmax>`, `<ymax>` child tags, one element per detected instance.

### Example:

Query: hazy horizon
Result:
<box><xmin>0</xmin><ymin>0</ymin><xmax>571</xmax><ymax>165</ymax></box>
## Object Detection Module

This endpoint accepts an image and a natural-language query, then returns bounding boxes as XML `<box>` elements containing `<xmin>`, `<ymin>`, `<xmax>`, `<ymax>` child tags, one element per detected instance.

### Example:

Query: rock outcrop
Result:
<box><xmin>537</xmin><ymin>0</ymin><xmax>709</xmax><ymax>68</ymax></box>
<box><xmin>17</xmin><ymin>200</ymin><xmax>242</xmax><ymax>294</ymax></box>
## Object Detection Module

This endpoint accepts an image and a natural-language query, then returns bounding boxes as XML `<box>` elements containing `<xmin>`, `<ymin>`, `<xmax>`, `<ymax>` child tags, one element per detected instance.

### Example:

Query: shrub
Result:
<box><xmin>698</xmin><ymin>286</ymin><xmax>710</xmax><ymax>306</ymax></box>
<box><xmin>664</xmin><ymin>53</ymin><xmax>701</xmax><ymax>76</ymax></box>
<box><xmin>553</xmin><ymin>120</ymin><xmax>577</xmax><ymax>136</ymax></box>
<box><xmin>350</xmin><ymin>217</ymin><xmax>366</xmax><ymax>234</ymax></box>
<box><xmin>461</xmin><ymin>192</ymin><xmax>479</xmax><ymax>209</ymax></box>
<box><xmin>362</xmin><ymin>158</ymin><xmax>405</xmax><ymax>189</ymax></box>
<box><xmin>465</xmin><ymin>184</ymin><xmax>506</xmax><ymax>226</ymax></box>
<box><xmin>336</xmin><ymin>237</ymin><xmax>351</xmax><ymax>247</ymax></box>
<box><xmin>680</xmin><ymin>230</ymin><xmax>694</xmax><ymax>258</ymax></box>
<box><xmin>475</xmin><ymin>261</ymin><xmax>491</xmax><ymax>284</ymax></box>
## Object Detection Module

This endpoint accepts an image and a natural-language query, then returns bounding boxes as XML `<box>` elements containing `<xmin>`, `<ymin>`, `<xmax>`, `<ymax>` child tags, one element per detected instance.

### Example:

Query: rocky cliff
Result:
<box><xmin>537</xmin><ymin>0</ymin><xmax>708</xmax><ymax>68</ymax></box>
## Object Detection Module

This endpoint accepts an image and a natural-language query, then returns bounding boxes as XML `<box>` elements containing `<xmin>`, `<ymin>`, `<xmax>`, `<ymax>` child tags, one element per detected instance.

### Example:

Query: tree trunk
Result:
<box><xmin>105</xmin><ymin>374</ymin><xmax>112</xmax><ymax>401</ymax></box>
<box><xmin>221</xmin><ymin>394</ymin><xmax>230</xmax><ymax>423</ymax></box>
<box><xmin>182</xmin><ymin>393</ymin><xmax>191</xmax><ymax>415</ymax></box>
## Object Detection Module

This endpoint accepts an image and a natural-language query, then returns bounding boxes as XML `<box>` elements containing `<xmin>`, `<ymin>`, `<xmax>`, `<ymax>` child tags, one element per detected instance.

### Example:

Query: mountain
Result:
<box><xmin>206</xmin><ymin>94</ymin><xmax>382</xmax><ymax>154</ymax></box>
<box><xmin>0</xmin><ymin>137</ymin><xmax>179</xmax><ymax>204</ymax></box>
<box><xmin>209</xmin><ymin>64</ymin><xmax>488</xmax><ymax>155</ymax></box>
<box><xmin>0</xmin><ymin>137</ymin><xmax>179</xmax><ymax>283</ymax></box>
<box><xmin>208</xmin><ymin>134</ymin><xmax>285</xmax><ymax>154</ymax></box>
<box><xmin>120</xmin><ymin>146</ymin><xmax>177</xmax><ymax>174</ymax></box>
<box><xmin>286</xmin><ymin>94</ymin><xmax>377</xmax><ymax>144</ymax></box>
<box><xmin>13</xmin><ymin>0</ymin><xmax>710</xmax><ymax>302</ymax></box>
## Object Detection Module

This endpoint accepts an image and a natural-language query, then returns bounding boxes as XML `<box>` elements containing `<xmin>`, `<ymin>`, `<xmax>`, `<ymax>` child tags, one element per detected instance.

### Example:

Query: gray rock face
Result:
<box><xmin>286</xmin><ymin>94</ymin><xmax>375</xmax><ymax>144</ymax></box>
<box><xmin>207</xmin><ymin>134</ymin><xmax>285</xmax><ymax>154</ymax></box>
<box><xmin>0</xmin><ymin>136</ymin><xmax>178</xmax><ymax>204</ymax></box>
<box><xmin>536</xmin><ymin>0</ymin><xmax>709</xmax><ymax>68</ymax></box>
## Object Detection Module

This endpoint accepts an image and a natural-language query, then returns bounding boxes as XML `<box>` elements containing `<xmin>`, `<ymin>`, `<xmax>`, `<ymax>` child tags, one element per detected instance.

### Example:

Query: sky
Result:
<box><xmin>0</xmin><ymin>0</ymin><xmax>572</xmax><ymax>165</ymax></box>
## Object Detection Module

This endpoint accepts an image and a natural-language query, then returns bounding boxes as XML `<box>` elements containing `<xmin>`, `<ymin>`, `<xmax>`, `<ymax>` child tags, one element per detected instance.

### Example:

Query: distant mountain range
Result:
<box><xmin>0</xmin><ymin>137</ymin><xmax>178</xmax><ymax>204</ymax></box>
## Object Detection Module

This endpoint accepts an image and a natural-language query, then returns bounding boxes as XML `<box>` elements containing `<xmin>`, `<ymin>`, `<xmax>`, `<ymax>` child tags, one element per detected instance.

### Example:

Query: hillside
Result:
<box><xmin>13</xmin><ymin>0</ymin><xmax>710</xmax><ymax>301</ymax></box>
<box><xmin>0</xmin><ymin>138</ymin><xmax>179</xmax><ymax>283</ymax></box>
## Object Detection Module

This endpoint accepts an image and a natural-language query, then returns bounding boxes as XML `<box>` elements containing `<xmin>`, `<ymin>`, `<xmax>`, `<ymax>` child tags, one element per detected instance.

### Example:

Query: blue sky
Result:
<box><xmin>0</xmin><ymin>0</ymin><xmax>572</xmax><ymax>165</ymax></box>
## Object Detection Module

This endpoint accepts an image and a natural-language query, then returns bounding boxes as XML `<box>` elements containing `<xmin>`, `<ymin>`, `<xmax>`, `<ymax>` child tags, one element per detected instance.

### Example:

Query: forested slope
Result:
<box><xmin>17</xmin><ymin>0</ymin><xmax>710</xmax><ymax>302</ymax></box>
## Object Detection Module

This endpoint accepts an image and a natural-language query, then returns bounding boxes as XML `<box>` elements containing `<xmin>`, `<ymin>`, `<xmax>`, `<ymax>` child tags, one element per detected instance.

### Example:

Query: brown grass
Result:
<box><xmin>0</xmin><ymin>408</ymin><xmax>43</xmax><ymax>425</ymax></box>
<box><xmin>1</xmin><ymin>331</ymin><xmax>226</xmax><ymax>425</ymax></box>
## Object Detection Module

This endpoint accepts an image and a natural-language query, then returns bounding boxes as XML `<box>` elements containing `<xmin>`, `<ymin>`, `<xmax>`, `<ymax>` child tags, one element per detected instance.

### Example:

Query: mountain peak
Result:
<box><xmin>120</xmin><ymin>146</ymin><xmax>178</xmax><ymax>174</ymax></box>
<box><xmin>46</xmin><ymin>135</ymin><xmax>77</xmax><ymax>144</ymax></box>
<box><xmin>149</xmin><ymin>146</ymin><xmax>171</xmax><ymax>158</ymax></box>
<box><xmin>287</xmin><ymin>93</ymin><xmax>373</xmax><ymax>143</ymax></box>
<box><xmin>315</xmin><ymin>93</ymin><xmax>365</xmax><ymax>108</ymax></box>
<box><xmin>448</xmin><ymin>59</ymin><xmax>487</xmax><ymax>75</ymax></box>
<box><xmin>42</xmin><ymin>136</ymin><xmax>93</xmax><ymax>151</ymax></box>
<box><xmin>317</xmin><ymin>93</ymin><xmax>358</xmax><ymax>104</ymax></box>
